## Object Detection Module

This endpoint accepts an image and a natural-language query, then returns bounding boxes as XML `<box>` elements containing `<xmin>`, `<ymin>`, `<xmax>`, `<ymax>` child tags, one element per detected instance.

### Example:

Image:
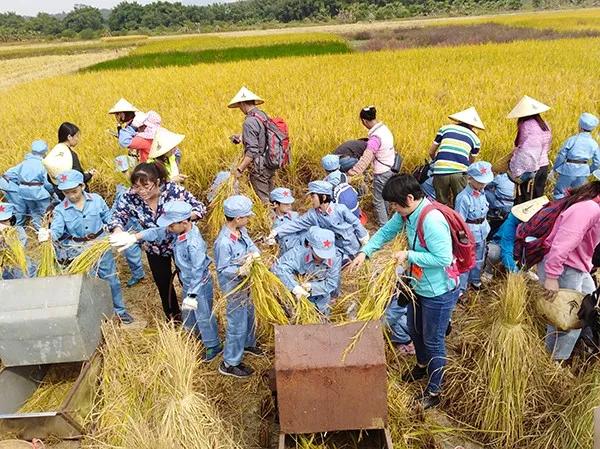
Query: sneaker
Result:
<box><xmin>471</xmin><ymin>282</ymin><xmax>482</xmax><ymax>290</ymax></box>
<box><xmin>244</xmin><ymin>346</ymin><xmax>264</xmax><ymax>357</ymax></box>
<box><xmin>126</xmin><ymin>276</ymin><xmax>144</xmax><ymax>287</ymax></box>
<box><xmin>481</xmin><ymin>272</ymin><xmax>494</xmax><ymax>284</ymax></box>
<box><xmin>118</xmin><ymin>312</ymin><xmax>134</xmax><ymax>325</ymax></box>
<box><xmin>393</xmin><ymin>342</ymin><xmax>416</xmax><ymax>355</ymax></box>
<box><xmin>402</xmin><ymin>364</ymin><xmax>427</xmax><ymax>383</ymax></box>
<box><xmin>218</xmin><ymin>361</ymin><xmax>254</xmax><ymax>378</ymax></box>
<box><xmin>418</xmin><ymin>391</ymin><xmax>441</xmax><ymax>410</ymax></box>
<box><xmin>202</xmin><ymin>346</ymin><xmax>223</xmax><ymax>363</ymax></box>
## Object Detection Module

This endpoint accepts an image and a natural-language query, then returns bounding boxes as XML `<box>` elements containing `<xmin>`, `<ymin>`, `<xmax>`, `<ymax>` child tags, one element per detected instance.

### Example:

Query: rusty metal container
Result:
<box><xmin>274</xmin><ymin>321</ymin><xmax>387</xmax><ymax>435</ymax></box>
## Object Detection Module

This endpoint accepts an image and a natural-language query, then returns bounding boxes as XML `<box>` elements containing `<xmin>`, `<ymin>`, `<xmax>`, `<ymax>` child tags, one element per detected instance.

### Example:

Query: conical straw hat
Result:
<box><xmin>43</xmin><ymin>143</ymin><xmax>73</xmax><ymax>184</ymax></box>
<box><xmin>507</xmin><ymin>95</ymin><xmax>550</xmax><ymax>119</ymax></box>
<box><xmin>511</xmin><ymin>195</ymin><xmax>549</xmax><ymax>222</ymax></box>
<box><xmin>448</xmin><ymin>107</ymin><xmax>485</xmax><ymax>130</ymax></box>
<box><xmin>108</xmin><ymin>98</ymin><xmax>140</xmax><ymax>114</ymax></box>
<box><xmin>227</xmin><ymin>86</ymin><xmax>264</xmax><ymax>108</ymax></box>
<box><xmin>149</xmin><ymin>127</ymin><xmax>185</xmax><ymax>159</ymax></box>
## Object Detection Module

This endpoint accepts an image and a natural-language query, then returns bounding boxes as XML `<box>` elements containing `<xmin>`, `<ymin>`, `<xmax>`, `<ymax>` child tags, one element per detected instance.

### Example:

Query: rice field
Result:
<box><xmin>0</xmin><ymin>8</ymin><xmax>599</xmax><ymax>449</ymax></box>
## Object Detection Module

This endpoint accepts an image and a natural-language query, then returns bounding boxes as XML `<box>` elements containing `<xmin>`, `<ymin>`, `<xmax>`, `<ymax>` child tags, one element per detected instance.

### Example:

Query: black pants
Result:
<box><xmin>146</xmin><ymin>252</ymin><xmax>180</xmax><ymax>320</ymax></box>
<box><xmin>514</xmin><ymin>165</ymin><xmax>549</xmax><ymax>205</ymax></box>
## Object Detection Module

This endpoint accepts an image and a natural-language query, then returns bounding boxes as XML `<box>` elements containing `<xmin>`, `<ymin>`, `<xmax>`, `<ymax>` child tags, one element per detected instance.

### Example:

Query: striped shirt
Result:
<box><xmin>431</xmin><ymin>124</ymin><xmax>481</xmax><ymax>175</ymax></box>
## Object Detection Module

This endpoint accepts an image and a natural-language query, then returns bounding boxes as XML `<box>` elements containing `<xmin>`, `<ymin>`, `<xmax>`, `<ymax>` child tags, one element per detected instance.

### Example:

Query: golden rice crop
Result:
<box><xmin>0</xmin><ymin>36</ymin><xmax>598</xmax><ymax>201</ymax></box>
<box><xmin>67</xmin><ymin>239</ymin><xmax>112</xmax><ymax>274</ymax></box>
<box><xmin>0</xmin><ymin>226</ymin><xmax>28</xmax><ymax>275</ymax></box>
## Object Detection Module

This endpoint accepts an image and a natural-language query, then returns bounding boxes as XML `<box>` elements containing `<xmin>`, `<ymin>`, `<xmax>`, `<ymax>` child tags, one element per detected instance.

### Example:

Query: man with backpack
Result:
<box><xmin>349</xmin><ymin>174</ymin><xmax>468</xmax><ymax>410</ymax></box>
<box><xmin>228</xmin><ymin>86</ymin><xmax>290</xmax><ymax>203</ymax></box>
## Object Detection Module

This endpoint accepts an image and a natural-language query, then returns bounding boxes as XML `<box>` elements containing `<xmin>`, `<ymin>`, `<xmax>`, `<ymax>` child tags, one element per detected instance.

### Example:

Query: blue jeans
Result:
<box><xmin>553</xmin><ymin>174</ymin><xmax>587</xmax><ymax>200</ymax></box>
<box><xmin>538</xmin><ymin>262</ymin><xmax>595</xmax><ymax>360</ymax></box>
<box><xmin>384</xmin><ymin>300</ymin><xmax>411</xmax><ymax>344</ymax></box>
<box><xmin>309</xmin><ymin>294</ymin><xmax>331</xmax><ymax>315</ymax></box>
<box><xmin>407</xmin><ymin>288</ymin><xmax>459</xmax><ymax>394</ymax></box>
<box><xmin>339</xmin><ymin>157</ymin><xmax>358</xmax><ymax>173</ymax></box>
<box><xmin>20</xmin><ymin>198</ymin><xmax>50</xmax><ymax>230</ymax></box>
<box><xmin>183</xmin><ymin>276</ymin><xmax>221</xmax><ymax>350</ymax></box>
<box><xmin>223</xmin><ymin>289</ymin><xmax>256</xmax><ymax>366</ymax></box>
<box><xmin>459</xmin><ymin>239</ymin><xmax>486</xmax><ymax>293</ymax></box>
<box><xmin>124</xmin><ymin>243</ymin><xmax>145</xmax><ymax>280</ymax></box>
<box><xmin>95</xmin><ymin>250</ymin><xmax>127</xmax><ymax>316</ymax></box>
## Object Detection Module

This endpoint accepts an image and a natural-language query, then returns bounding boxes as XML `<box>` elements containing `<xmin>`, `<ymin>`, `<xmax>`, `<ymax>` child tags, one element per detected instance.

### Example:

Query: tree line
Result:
<box><xmin>0</xmin><ymin>0</ymin><xmax>588</xmax><ymax>42</ymax></box>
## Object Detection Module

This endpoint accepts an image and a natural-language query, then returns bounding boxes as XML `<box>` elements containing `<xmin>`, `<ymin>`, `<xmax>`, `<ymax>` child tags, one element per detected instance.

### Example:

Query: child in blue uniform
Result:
<box><xmin>155</xmin><ymin>200</ymin><xmax>222</xmax><ymax>361</ymax></box>
<box><xmin>7</xmin><ymin>140</ymin><xmax>54</xmax><ymax>229</ymax></box>
<box><xmin>0</xmin><ymin>171</ymin><xmax>25</xmax><ymax>226</ymax></box>
<box><xmin>455</xmin><ymin>161</ymin><xmax>494</xmax><ymax>295</ymax></box>
<box><xmin>485</xmin><ymin>173</ymin><xmax>515</xmax><ymax>238</ymax></box>
<box><xmin>269</xmin><ymin>187</ymin><xmax>305</xmax><ymax>256</ymax></box>
<box><xmin>269</xmin><ymin>181</ymin><xmax>369</xmax><ymax>264</ymax></box>
<box><xmin>38</xmin><ymin>170</ymin><xmax>133</xmax><ymax>323</ymax></box>
<box><xmin>552</xmin><ymin>113</ymin><xmax>600</xmax><ymax>199</ymax></box>
<box><xmin>273</xmin><ymin>226</ymin><xmax>342</xmax><ymax>315</ymax></box>
<box><xmin>112</xmin><ymin>156</ymin><xmax>145</xmax><ymax>287</ymax></box>
<box><xmin>214</xmin><ymin>195</ymin><xmax>261</xmax><ymax>379</ymax></box>
<box><xmin>322</xmin><ymin>155</ymin><xmax>362</xmax><ymax>220</ymax></box>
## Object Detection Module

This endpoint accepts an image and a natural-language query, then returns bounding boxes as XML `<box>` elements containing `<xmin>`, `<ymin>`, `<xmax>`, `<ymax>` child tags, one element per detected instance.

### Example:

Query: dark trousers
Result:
<box><xmin>250</xmin><ymin>166</ymin><xmax>275</xmax><ymax>203</ymax></box>
<box><xmin>146</xmin><ymin>252</ymin><xmax>180</xmax><ymax>320</ymax></box>
<box><xmin>514</xmin><ymin>165</ymin><xmax>548</xmax><ymax>205</ymax></box>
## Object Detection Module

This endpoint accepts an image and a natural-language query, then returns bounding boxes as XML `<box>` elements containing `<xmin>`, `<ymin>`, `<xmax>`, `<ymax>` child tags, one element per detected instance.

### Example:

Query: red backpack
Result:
<box><xmin>513</xmin><ymin>196</ymin><xmax>571</xmax><ymax>269</ymax></box>
<box><xmin>415</xmin><ymin>202</ymin><xmax>476</xmax><ymax>274</ymax></box>
<box><xmin>250</xmin><ymin>112</ymin><xmax>291</xmax><ymax>170</ymax></box>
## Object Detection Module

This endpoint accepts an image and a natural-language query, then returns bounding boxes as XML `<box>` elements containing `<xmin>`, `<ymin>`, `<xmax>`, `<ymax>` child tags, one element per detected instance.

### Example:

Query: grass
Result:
<box><xmin>83</xmin><ymin>41</ymin><xmax>352</xmax><ymax>71</ymax></box>
<box><xmin>0</xmin><ymin>39</ymin><xmax>143</xmax><ymax>60</ymax></box>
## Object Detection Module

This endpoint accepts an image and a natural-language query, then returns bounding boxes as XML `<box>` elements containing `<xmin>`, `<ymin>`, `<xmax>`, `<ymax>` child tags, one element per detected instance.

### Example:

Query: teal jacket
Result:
<box><xmin>362</xmin><ymin>198</ymin><xmax>456</xmax><ymax>298</ymax></box>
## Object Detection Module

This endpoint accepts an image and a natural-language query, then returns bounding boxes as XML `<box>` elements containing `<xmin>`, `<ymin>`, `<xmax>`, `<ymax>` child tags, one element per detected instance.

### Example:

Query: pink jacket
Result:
<box><xmin>544</xmin><ymin>199</ymin><xmax>600</xmax><ymax>278</ymax></box>
<box><xmin>509</xmin><ymin>117</ymin><xmax>552</xmax><ymax>177</ymax></box>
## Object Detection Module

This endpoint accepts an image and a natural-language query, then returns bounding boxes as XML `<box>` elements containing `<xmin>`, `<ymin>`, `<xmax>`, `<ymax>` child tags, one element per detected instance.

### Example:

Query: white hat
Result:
<box><xmin>507</xmin><ymin>95</ymin><xmax>550</xmax><ymax>119</ymax></box>
<box><xmin>511</xmin><ymin>195</ymin><xmax>549</xmax><ymax>222</ymax></box>
<box><xmin>132</xmin><ymin>111</ymin><xmax>148</xmax><ymax>128</ymax></box>
<box><xmin>43</xmin><ymin>143</ymin><xmax>73</xmax><ymax>183</ymax></box>
<box><xmin>448</xmin><ymin>107</ymin><xmax>485</xmax><ymax>130</ymax></box>
<box><xmin>149</xmin><ymin>127</ymin><xmax>185</xmax><ymax>159</ymax></box>
<box><xmin>108</xmin><ymin>98</ymin><xmax>140</xmax><ymax>114</ymax></box>
<box><xmin>227</xmin><ymin>86</ymin><xmax>264</xmax><ymax>109</ymax></box>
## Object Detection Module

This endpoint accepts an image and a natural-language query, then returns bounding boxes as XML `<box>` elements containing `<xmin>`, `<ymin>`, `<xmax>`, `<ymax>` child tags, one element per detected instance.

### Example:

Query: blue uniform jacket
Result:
<box><xmin>455</xmin><ymin>185</ymin><xmax>491</xmax><ymax>243</ymax></box>
<box><xmin>272</xmin><ymin>245</ymin><xmax>342</xmax><ymax>297</ymax></box>
<box><xmin>173</xmin><ymin>225</ymin><xmax>212</xmax><ymax>297</ymax></box>
<box><xmin>275</xmin><ymin>203</ymin><xmax>367</xmax><ymax>258</ymax></box>
<box><xmin>273</xmin><ymin>211</ymin><xmax>306</xmax><ymax>255</ymax></box>
<box><xmin>9</xmin><ymin>154</ymin><xmax>53</xmax><ymax>201</ymax></box>
<box><xmin>485</xmin><ymin>173</ymin><xmax>515</xmax><ymax>213</ymax></box>
<box><xmin>214</xmin><ymin>225</ymin><xmax>259</xmax><ymax>294</ymax></box>
<box><xmin>554</xmin><ymin>132</ymin><xmax>600</xmax><ymax>177</ymax></box>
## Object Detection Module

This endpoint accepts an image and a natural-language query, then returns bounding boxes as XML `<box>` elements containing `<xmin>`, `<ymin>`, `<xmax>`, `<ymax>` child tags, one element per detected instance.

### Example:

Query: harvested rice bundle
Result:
<box><xmin>67</xmin><ymin>239</ymin><xmax>111</xmax><ymax>274</ymax></box>
<box><xmin>0</xmin><ymin>226</ymin><xmax>28</xmax><ymax>275</ymax></box>
<box><xmin>91</xmin><ymin>322</ymin><xmax>241</xmax><ymax>449</ymax></box>
<box><xmin>445</xmin><ymin>273</ymin><xmax>559</xmax><ymax>447</ymax></box>
<box><xmin>37</xmin><ymin>239</ymin><xmax>60</xmax><ymax>277</ymax></box>
<box><xmin>533</xmin><ymin>362</ymin><xmax>600</xmax><ymax>449</ymax></box>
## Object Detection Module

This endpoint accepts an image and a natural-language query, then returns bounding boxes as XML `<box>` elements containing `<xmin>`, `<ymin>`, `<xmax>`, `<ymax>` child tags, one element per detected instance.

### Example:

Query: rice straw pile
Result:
<box><xmin>88</xmin><ymin>322</ymin><xmax>241</xmax><ymax>449</ymax></box>
<box><xmin>0</xmin><ymin>226</ymin><xmax>28</xmax><ymax>276</ymax></box>
<box><xmin>18</xmin><ymin>364</ymin><xmax>81</xmax><ymax>413</ymax></box>
<box><xmin>445</xmin><ymin>273</ymin><xmax>564</xmax><ymax>447</ymax></box>
<box><xmin>67</xmin><ymin>239</ymin><xmax>111</xmax><ymax>274</ymax></box>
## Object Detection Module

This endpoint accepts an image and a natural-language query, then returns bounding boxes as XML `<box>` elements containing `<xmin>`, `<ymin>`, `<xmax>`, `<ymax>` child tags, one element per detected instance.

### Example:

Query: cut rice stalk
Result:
<box><xmin>0</xmin><ymin>226</ymin><xmax>28</xmax><ymax>275</ymax></box>
<box><xmin>37</xmin><ymin>239</ymin><xmax>60</xmax><ymax>277</ymax></box>
<box><xmin>67</xmin><ymin>239</ymin><xmax>111</xmax><ymax>274</ymax></box>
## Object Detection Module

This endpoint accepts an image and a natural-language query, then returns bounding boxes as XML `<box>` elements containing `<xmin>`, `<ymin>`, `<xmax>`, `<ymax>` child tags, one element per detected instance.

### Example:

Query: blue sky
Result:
<box><xmin>1</xmin><ymin>0</ymin><xmax>224</xmax><ymax>16</ymax></box>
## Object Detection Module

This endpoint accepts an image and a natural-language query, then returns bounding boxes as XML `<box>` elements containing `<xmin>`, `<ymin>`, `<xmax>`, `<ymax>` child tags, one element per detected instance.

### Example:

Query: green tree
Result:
<box><xmin>28</xmin><ymin>13</ymin><xmax>64</xmax><ymax>35</ymax></box>
<box><xmin>109</xmin><ymin>2</ymin><xmax>144</xmax><ymax>31</ymax></box>
<box><xmin>63</xmin><ymin>5</ymin><xmax>104</xmax><ymax>32</ymax></box>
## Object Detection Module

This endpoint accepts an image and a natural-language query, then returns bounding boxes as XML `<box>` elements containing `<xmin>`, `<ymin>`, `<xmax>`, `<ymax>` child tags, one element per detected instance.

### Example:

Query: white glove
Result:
<box><xmin>109</xmin><ymin>232</ymin><xmax>137</xmax><ymax>252</ymax></box>
<box><xmin>238</xmin><ymin>257</ymin><xmax>254</xmax><ymax>277</ymax></box>
<box><xmin>182</xmin><ymin>296</ymin><xmax>198</xmax><ymax>311</ymax></box>
<box><xmin>251</xmin><ymin>252</ymin><xmax>260</xmax><ymax>260</ymax></box>
<box><xmin>292</xmin><ymin>285</ymin><xmax>310</xmax><ymax>299</ymax></box>
<box><xmin>359</xmin><ymin>232</ymin><xmax>370</xmax><ymax>246</ymax></box>
<box><xmin>301</xmin><ymin>282</ymin><xmax>312</xmax><ymax>293</ymax></box>
<box><xmin>37</xmin><ymin>228</ymin><xmax>50</xmax><ymax>242</ymax></box>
